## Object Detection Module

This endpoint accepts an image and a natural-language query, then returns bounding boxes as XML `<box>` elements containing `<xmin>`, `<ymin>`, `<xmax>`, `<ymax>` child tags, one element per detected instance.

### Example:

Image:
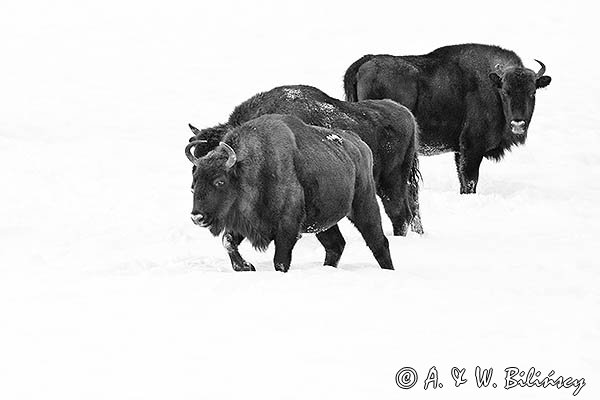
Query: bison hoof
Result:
<box><xmin>232</xmin><ymin>262</ymin><xmax>255</xmax><ymax>272</ymax></box>
<box><xmin>460</xmin><ymin>181</ymin><xmax>477</xmax><ymax>194</ymax></box>
<box><xmin>393</xmin><ymin>222</ymin><xmax>409</xmax><ymax>236</ymax></box>
<box><xmin>274</xmin><ymin>263</ymin><xmax>290</xmax><ymax>273</ymax></box>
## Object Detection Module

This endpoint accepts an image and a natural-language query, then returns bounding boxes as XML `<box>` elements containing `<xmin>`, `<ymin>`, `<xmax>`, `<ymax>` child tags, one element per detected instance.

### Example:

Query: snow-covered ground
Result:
<box><xmin>1</xmin><ymin>1</ymin><xmax>598</xmax><ymax>398</ymax></box>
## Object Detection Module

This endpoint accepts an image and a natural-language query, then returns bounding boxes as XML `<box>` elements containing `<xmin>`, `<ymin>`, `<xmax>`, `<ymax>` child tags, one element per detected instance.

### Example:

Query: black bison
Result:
<box><xmin>344</xmin><ymin>43</ymin><xmax>552</xmax><ymax>194</ymax></box>
<box><xmin>188</xmin><ymin>84</ymin><xmax>423</xmax><ymax>236</ymax></box>
<box><xmin>186</xmin><ymin>114</ymin><xmax>394</xmax><ymax>272</ymax></box>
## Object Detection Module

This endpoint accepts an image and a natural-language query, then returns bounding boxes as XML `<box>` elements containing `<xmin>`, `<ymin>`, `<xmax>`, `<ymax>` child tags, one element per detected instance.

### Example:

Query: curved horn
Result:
<box><xmin>185</xmin><ymin>140</ymin><xmax>207</xmax><ymax>165</ymax></box>
<box><xmin>534</xmin><ymin>59</ymin><xmax>546</xmax><ymax>78</ymax></box>
<box><xmin>220</xmin><ymin>142</ymin><xmax>237</xmax><ymax>168</ymax></box>
<box><xmin>188</xmin><ymin>123</ymin><xmax>202</xmax><ymax>137</ymax></box>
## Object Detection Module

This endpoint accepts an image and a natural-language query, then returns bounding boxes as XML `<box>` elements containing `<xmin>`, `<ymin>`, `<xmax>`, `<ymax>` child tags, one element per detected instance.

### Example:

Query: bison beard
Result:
<box><xmin>186</xmin><ymin>114</ymin><xmax>394</xmax><ymax>272</ymax></box>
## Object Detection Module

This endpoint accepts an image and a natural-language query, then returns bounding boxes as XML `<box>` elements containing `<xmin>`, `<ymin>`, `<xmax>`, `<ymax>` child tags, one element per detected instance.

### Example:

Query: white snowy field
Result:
<box><xmin>1</xmin><ymin>0</ymin><xmax>599</xmax><ymax>398</ymax></box>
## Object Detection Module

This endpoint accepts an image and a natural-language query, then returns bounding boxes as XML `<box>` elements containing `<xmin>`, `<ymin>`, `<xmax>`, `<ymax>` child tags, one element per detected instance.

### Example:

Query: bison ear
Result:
<box><xmin>536</xmin><ymin>75</ymin><xmax>551</xmax><ymax>89</ymax></box>
<box><xmin>488</xmin><ymin>72</ymin><xmax>503</xmax><ymax>88</ymax></box>
<box><xmin>188</xmin><ymin>123</ymin><xmax>202</xmax><ymax>136</ymax></box>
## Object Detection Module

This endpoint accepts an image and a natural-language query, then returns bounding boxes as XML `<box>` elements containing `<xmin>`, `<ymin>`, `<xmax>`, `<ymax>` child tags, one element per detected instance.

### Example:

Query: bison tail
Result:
<box><xmin>343</xmin><ymin>54</ymin><xmax>375</xmax><ymax>102</ymax></box>
<box><xmin>408</xmin><ymin>122</ymin><xmax>424</xmax><ymax>234</ymax></box>
<box><xmin>409</xmin><ymin>124</ymin><xmax>423</xmax><ymax>187</ymax></box>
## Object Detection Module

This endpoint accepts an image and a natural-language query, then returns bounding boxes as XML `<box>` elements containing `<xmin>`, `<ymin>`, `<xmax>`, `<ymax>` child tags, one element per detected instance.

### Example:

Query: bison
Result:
<box><xmin>188</xmin><ymin>84</ymin><xmax>423</xmax><ymax>236</ymax></box>
<box><xmin>186</xmin><ymin>114</ymin><xmax>394</xmax><ymax>272</ymax></box>
<box><xmin>344</xmin><ymin>43</ymin><xmax>552</xmax><ymax>194</ymax></box>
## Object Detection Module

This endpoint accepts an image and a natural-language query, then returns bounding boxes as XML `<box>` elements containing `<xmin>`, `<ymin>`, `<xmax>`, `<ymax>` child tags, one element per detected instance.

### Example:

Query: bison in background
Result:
<box><xmin>186</xmin><ymin>114</ymin><xmax>394</xmax><ymax>272</ymax></box>
<box><xmin>344</xmin><ymin>44</ymin><xmax>552</xmax><ymax>194</ymax></box>
<box><xmin>188</xmin><ymin>85</ymin><xmax>423</xmax><ymax>236</ymax></box>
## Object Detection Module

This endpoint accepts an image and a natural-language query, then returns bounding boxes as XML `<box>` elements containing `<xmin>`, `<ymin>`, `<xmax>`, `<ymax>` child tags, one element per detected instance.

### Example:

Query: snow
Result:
<box><xmin>282</xmin><ymin>88</ymin><xmax>303</xmax><ymax>100</ymax></box>
<box><xmin>1</xmin><ymin>0</ymin><xmax>599</xmax><ymax>399</ymax></box>
<box><xmin>317</xmin><ymin>101</ymin><xmax>337</xmax><ymax>114</ymax></box>
<box><xmin>325</xmin><ymin>133</ymin><xmax>343</xmax><ymax>143</ymax></box>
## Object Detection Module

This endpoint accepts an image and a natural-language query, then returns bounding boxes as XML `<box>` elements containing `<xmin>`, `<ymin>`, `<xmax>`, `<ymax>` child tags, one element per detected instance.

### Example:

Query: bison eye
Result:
<box><xmin>213</xmin><ymin>179</ymin><xmax>226</xmax><ymax>188</ymax></box>
<box><xmin>190</xmin><ymin>188</ymin><xmax>195</xmax><ymax>194</ymax></box>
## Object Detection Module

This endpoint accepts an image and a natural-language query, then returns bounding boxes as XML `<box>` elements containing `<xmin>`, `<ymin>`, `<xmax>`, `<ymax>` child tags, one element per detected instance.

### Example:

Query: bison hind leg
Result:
<box><xmin>222</xmin><ymin>232</ymin><xmax>256</xmax><ymax>272</ymax></box>
<box><xmin>407</xmin><ymin>188</ymin><xmax>424</xmax><ymax>235</ymax></box>
<box><xmin>316</xmin><ymin>224</ymin><xmax>346</xmax><ymax>268</ymax></box>
<box><xmin>378</xmin><ymin>185</ymin><xmax>411</xmax><ymax>236</ymax></box>
<box><xmin>410</xmin><ymin>213</ymin><xmax>424</xmax><ymax>235</ymax></box>
<box><xmin>349</xmin><ymin>192</ymin><xmax>394</xmax><ymax>270</ymax></box>
<box><xmin>396</xmin><ymin>220</ymin><xmax>410</xmax><ymax>236</ymax></box>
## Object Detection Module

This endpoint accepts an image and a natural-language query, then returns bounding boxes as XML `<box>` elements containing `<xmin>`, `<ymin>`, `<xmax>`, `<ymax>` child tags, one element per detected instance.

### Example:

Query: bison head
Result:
<box><xmin>185</xmin><ymin>139</ymin><xmax>238</xmax><ymax>235</ymax></box>
<box><xmin>489</xmin><ymin>60</ymin><xmax>551</xmax><ymax>136</ymax></box>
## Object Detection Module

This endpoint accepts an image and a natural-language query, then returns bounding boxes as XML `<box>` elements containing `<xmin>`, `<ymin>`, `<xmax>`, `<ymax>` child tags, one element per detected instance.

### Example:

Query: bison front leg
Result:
<box><xmin>222</xmin><ymin>231</ymin><xmax>255</xmax><ymax>272</ymax></box>
<box><xmin>273</xmin><ymin>229</ymin><xmax>299</xmax><ymax>273</ymax></box>
<box><xmin>316</xmin><ymin>224</ymin><xmax>346</xmax><ymax>267</ymax></box>
<box><xmin>454</xmin><ymin>151</ymin><xmax>483</xmax><ymax>194</ymax></box>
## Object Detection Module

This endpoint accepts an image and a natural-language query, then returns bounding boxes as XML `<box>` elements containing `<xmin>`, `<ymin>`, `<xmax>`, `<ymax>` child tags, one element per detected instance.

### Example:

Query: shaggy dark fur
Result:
<box><xmin>189</xmin><ymin>84</ymin><xmax>423</xmax><ymax>236</ymax></box>
<box><xmin>343</xmin><ymin>54</ymin><xmax>376</xmax><ymax>102</ymax></box>
<box><xmin>344</xmin><ymin>43</ymin><xmax>552</xmax><ymax>194</ymax></box>
<box><xmin>189</xmin><ymin>114</ymin><xmax>394</xmax><ymax>272</ymax></box>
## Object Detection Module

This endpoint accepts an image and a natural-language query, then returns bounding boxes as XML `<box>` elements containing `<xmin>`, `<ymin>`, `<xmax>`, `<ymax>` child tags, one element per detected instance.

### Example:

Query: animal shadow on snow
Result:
<box><xmin>476</xmin><ymin>179</ymin><xmax>539</xmax><ymax>197</ymax></box>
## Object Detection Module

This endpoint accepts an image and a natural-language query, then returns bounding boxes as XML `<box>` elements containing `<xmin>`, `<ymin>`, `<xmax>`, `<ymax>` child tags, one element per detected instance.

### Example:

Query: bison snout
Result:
<box><xmin>510</xmin><ymin>120</ymin><xmax>526</xmax><ymax>135</ymax></box>
<box><xmin>190</xmin><ymin>212</ymin><xmax>206</xmax><ymax>226</ymax></box>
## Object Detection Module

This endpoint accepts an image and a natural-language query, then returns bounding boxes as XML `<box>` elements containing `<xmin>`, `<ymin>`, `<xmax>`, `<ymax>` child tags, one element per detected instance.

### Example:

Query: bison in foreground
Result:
<box><xmin>188</xmin><ymin>84</ymin><xmax>422</xmax><ymax>236</ymax></box>
<box><xmin>186</xmin><ymin>114</ymin><xmax>394</xmax><ymax>272</ymax></box>
<box><xmin>344</xmin><ymin>43</ymin><xmax>552</xmax><ymax>194</ymax></box>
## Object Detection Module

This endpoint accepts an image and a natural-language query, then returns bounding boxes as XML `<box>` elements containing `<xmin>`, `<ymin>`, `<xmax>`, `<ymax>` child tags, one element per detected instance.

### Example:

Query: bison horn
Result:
<box><xmin>534</xmin><ymin>59</ymin><xmax>546</xmax><ymax>78</ymax></box>
<box><xmin>220</xmin><ymin>142</ymin><xmax>237</xmax><ymax>168</ymax></box>
<box><xmin>188</xmin><ymin>123</ymin><xmax>202</xmax><ymax>137</ymax></box>
<box><xmin>185</xmin><ymin>140</ymin><xmax>207</xmax><ymax>165</ymax></box>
